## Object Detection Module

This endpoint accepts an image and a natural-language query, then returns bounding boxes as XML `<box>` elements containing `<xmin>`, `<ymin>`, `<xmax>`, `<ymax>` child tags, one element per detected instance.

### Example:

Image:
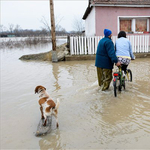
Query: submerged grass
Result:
<box><xmin>0</xmin><ymin>36</ymin><xmax>52</xmax><ymax>49</ymax></box>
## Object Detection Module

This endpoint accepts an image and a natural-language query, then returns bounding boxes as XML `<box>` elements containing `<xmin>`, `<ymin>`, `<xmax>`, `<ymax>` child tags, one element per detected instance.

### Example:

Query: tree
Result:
<box><xmin>40</xmin><ymin>16</ymin><xmax>66</xmax><ymax>35</ymax></box>
<box><xmin>8</xmin><ymin>24</ymin><xmax>14</xmax><ymax>34</ymax></box>
<box><xmin>73</xmin><ymin>17</ymin><xmax>85</xmax><ymax>33</ymax></box>
<box><xmin>0</xmin><ymin>25</ymin><xmax>4</xmax><ymax>33</ymax></box>
<box><xmin>40</xmin><ymin>16</ymin><xmax>51</xmax><ymax>33</ymax></box>
<box><xmin>0</xmin><ymin>25</ymin><xmax>7</xmax><ymax>34</ymax></box>
<box><xmin>13</xmin><ymin>24</ymin><xmax>22</xmax><ymax>36</ymax></box>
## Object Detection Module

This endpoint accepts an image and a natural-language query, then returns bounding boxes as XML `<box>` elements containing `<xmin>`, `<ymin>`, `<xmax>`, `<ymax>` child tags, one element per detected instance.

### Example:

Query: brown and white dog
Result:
<box><xmin>35</xmin><ymin>85</ymin><xmax>60</xmax><ymax>127</ymax></box>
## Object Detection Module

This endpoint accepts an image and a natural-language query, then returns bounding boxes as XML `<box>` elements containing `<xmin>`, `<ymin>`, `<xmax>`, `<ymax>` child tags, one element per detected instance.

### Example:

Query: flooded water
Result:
<box><xmin>1</xmin><ymin>40</ymin><xmax>150</xmax><ymax>149</ymax></box>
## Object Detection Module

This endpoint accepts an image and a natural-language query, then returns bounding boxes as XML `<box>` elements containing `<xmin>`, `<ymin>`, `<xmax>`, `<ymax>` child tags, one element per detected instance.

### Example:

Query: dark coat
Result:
<box><xmin>95</xmin><ymin>37</ymin><xmax>118</xmax><ymax>69</ymax></box>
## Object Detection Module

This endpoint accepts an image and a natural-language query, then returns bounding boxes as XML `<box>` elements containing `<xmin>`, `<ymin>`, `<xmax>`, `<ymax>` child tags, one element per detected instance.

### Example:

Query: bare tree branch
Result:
<box><xmin>8</xmin><ymin>24</ymin><xmax>14</xmax><ymax>34</ymax></box>
<box><xmin>40</xmin><ymin>15</ymin><xmax>65</xmax><ymax>33</ymax></box>
<box><xmin>73</xmin><ymin>17</ymin><xmax>85</xmax><ymax>33</ymax></box>
<box><xmin>40</xmin><ymin>16</ymin><xmax>51</xmax><ymax>32</ymax></box>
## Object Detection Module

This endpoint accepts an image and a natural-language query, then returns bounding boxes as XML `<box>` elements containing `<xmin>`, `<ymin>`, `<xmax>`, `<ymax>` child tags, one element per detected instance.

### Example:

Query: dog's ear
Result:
<box><xmin>35</xmin><ymin>86</ymin><xmax>39</xmax><ymax>94</ymax></box>
<box><xmin>35</xmin><ymin>86</ymin><xmax>42</xmax><ymax>94</ymax></box>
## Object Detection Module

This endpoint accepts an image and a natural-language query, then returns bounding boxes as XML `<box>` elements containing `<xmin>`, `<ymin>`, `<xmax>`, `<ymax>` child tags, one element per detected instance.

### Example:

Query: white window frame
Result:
<box><xmin>118</xmin><ymin>16</ymin><xmax>150</xmax><ymax>34</ymax></box>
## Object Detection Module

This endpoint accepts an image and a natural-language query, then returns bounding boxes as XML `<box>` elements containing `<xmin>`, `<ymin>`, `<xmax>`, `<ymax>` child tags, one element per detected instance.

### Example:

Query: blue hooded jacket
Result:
<box><xmin>95</xmin><ymin>37</ymin><xmax>118</xmax><ymax>69</ymax></box>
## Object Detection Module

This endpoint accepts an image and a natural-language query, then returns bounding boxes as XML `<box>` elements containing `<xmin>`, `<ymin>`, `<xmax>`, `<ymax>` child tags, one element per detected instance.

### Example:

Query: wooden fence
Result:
<box><xmin>70</xmin><ymin>35</ymin><xmax>150</xmax><ymax>55</ymax></box>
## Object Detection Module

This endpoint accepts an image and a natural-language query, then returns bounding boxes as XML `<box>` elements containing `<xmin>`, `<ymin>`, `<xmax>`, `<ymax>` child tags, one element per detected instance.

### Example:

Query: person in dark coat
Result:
<box><xmin>95</xmin><ymin>29</ymin><xmax>120</xmax><ymax>91</ymax></box>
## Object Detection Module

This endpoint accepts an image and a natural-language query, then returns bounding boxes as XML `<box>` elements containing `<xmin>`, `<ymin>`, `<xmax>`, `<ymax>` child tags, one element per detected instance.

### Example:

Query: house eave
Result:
<box><xmin>82</xmin><ymin>6</ymin><xmax>93</xmax><ymax>20</ymax></box>
<box><xmin>91</xmin><ymin>4</ymin><xmax>150</xmax><ymax>7</ymax></box>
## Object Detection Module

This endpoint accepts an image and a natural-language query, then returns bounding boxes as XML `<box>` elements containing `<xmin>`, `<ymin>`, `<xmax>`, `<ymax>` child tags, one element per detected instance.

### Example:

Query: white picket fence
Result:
<box><xmin>70</xmin><ymin>35</ymin><xmax>150</xmax><ymax>55</ymax></box>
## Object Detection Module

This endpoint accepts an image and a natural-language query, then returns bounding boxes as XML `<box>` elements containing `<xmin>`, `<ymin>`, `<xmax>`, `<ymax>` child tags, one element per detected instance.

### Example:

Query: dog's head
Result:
<box><xmin>35</xmin><ymin>85</ymin><xmax>46</xmax><ymax>94</ymax></box>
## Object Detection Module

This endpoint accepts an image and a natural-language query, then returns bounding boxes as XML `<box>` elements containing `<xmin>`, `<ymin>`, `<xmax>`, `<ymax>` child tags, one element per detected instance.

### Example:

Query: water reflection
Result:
<box><xmin>52</xmin><ymin>63</ymin><xmax>61</xmax><ymax>92</ymax></box>
<box><xmin>39</xmin><ymin>130</ymin><xmax>64</xmax><ymax>150</ymax></box>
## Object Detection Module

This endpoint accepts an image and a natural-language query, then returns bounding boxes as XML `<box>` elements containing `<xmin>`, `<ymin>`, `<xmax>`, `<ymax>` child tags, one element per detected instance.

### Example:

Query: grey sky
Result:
<box><xmin>0</xmin><ymin>0</ymin><xmax>88</xmax><ymax>31</ymax></box>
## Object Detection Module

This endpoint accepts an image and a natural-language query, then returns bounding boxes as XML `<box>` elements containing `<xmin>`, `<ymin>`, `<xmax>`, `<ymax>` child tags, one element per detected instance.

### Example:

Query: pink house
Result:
<box><xmin>83</xmin><ymin>0</ymin><xmax>150</xmax><ymax>36</ymax></box>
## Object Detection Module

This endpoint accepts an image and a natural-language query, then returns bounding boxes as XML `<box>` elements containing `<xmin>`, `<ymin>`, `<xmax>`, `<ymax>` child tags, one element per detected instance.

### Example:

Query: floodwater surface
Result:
<box><xmin>1</xmin><ymin>41</ymin><xmax>150</xmax><ymax>149</ymax></box>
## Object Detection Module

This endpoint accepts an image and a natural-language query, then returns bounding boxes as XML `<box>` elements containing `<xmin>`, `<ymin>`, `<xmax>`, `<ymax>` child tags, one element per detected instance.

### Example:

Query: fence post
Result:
<box><xmin>84</xmin><ymin>37</ymin><xmax>87</xmax><ymax>55</ymax></box>
<box><xmin>89</xmin><ymin>37</ymin><xmax>91</xmax><ymax>54</ymax></box>
<box><xmin>131</xmin><ymin>35</ymin><xmax>135</xmax><ymax>53</ymax></box>
<box><xmin>147</xmin><ymin>35</ymin><xmax>150</xmax><ymax>53</ymax></box>
<box><xmin>134</xmin><ymin>36</ymin><xmax>137</xmax><ymax>53</ymax></box>
<box><xmin>70</xmin><ymin>36</ymin><xmax>74</xmax><ymax>55</ymax></box>
<box><xmin>95</xmin><ymin>36</ymin><xmax>98</xmax><ymax>54</ymax></box>
<box><xmin>79</xmin><ymin>36</ymin><xmax>81</xmax><ymax>55</ymax></box>
<box><xmin>76</xmin><ymin>37</ymin><xmax>79</xmax><ymax>55</ymax></box>
<box><xmin>81</xmin><ymin>36</ymin><xmax>84</xmax><ymax>54</ymax></box>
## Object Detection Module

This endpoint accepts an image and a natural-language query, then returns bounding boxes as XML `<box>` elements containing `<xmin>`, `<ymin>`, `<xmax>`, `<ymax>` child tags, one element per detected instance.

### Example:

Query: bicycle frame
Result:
<box><xmin>113</xmin><ymin>66</ymin><xmax>132</xmax><ymax>97</ymax></box>
<box><xmin>119</xmin><ymin>67</ymin><xmax>125</xmax><ymax>87</ymax></box>
<box><xmin>113</xmin><ymin>66</ymin><xmax>124</xmax><ymax>86</ymax></box>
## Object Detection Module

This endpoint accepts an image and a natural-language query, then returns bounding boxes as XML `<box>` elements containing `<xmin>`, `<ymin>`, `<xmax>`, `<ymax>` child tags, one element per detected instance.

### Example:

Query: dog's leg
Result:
<box><xmin>43</xmin><ymin>113</ymin><xmax>47</xmax><ymax>126</ymax></box>
<box><xmin>40</xmin><ymin>106</ymin><xmax>44</xmax><ymax>119</ymax></box>
<box><xmin>53</xmin><ymin>112</ymin><xmax>59</xmax><ymax>128</ymax></box>
<box><xmin>43</xmin><ymin>119</ymin><xmax>47</xmax><ymax>126</ymax></box>
<box><xmin>43</xmin><ymin>117</ymin><xmax>47</xmax><ymax>126</ymax></box>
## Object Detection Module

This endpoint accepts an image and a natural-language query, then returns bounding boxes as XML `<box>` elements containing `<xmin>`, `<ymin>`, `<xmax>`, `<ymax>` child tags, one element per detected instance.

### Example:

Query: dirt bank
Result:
<box><xmin>65</xmin><ymin>53</ymin><xmax>150</xmax><ymax>61</ymax></box>
<box><xmin>19</xmin><ymin>43</ymin><xmax>69</xmax><ymax>61</ymax></box>
<box><xmin>19</xmin><ymin>43</ymin><xmax>150</xmax><ymax>61</ymax></box>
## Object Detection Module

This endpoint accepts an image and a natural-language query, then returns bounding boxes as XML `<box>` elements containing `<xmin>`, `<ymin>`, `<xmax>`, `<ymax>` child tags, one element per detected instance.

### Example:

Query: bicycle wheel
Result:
<box><xmin>118</xmin><ymin>75</ymin><xmax>122</xmax><ymax>91</ymax></box>
<box><xmin>113</xmin><ymin>77</ymin><xmax>118</xmax><ymax>97</ymax></box>
<box><xmin>127</xmin><ymin>69</ymin><xmax>132</xmax><ymax>82</ymax></box>
<box><xmin>122</xmin><ymin>77</ymin><xmax>125</xmax><ymax>89</ymax></box>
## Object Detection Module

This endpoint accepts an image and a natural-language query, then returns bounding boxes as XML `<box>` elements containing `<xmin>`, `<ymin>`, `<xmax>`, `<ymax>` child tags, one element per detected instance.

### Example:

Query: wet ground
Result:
<box><xmin>1</xmin><ymin>41</ymin><xmax>150</xmax><ymax>149</ymax></box>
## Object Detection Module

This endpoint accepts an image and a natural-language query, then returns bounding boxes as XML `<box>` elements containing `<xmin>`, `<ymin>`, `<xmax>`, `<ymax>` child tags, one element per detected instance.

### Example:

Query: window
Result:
<box><xmin>136</xmin><ymin>19</ymin><xmax>147</xmax><ymax>32</ymax></box>
<box><xmin>120</xmin><ymin>19</ymin><xmax>132</xmax><ymax>32</ymax></box>
<box><xmin>119</xmin><ymin>17</ymin><xmax>150</xmax><ymax>33</ymax></box>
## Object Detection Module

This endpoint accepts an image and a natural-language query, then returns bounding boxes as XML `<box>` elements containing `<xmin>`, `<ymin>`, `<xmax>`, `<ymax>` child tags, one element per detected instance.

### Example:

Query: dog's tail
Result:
<box><xmin>55</xmin><ymin>98</ymin><xmax>60</xmax><ymax>110</ymax></box>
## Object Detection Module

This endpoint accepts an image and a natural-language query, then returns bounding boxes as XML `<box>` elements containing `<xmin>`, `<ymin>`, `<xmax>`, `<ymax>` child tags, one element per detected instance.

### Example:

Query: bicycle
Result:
<box><xmin>113</xmin><ymin>66</ymin><xmax>132</xmax><ymax>97</ymax></box>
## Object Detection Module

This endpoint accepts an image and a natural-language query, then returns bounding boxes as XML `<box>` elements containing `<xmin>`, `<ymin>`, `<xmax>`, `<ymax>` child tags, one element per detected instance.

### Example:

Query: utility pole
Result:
<box><xmin>49</xmin><ymin>0</ymin><xmax>58</xmax><ymax>62</ymax></box>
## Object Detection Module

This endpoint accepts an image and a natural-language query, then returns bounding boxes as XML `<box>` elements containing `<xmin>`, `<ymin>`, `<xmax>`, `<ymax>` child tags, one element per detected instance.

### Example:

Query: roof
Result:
<box><xmin>82</xmin><ymin>0</ymin><xmax>150</xmax><ymax>20</ymax></box>
<box><xmin>92</xmin><ymin>0</ymin><xmax>150</xmax><ymax>5</ymax></box>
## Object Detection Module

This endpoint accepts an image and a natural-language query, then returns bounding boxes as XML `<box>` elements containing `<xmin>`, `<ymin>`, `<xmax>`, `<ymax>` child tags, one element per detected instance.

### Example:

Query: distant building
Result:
<box><xmin>83</xmin><ymin>0</ymin><xmax>150</xmax><ymax>36</ymax></box>
<box><xmin>7</xmin><ymin>35</ymin><xmax>15</xmax><ymax>37</ymax></box>
<box><xmin>0</xmin><ymin>34</ymin><xmax>7</xmax><ymax>37</ymax></box>
<box><xmin>0</xmin><ymin>34</ymin><xmax>15</xmax><ymax>37</ymax></box>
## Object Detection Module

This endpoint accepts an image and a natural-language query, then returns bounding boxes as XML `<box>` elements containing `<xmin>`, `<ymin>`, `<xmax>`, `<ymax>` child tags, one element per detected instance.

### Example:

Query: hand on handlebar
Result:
<box><xmin>115</xmin><ymin>62</ymin><xmax>121</xmax><ymax>67</ymax></box>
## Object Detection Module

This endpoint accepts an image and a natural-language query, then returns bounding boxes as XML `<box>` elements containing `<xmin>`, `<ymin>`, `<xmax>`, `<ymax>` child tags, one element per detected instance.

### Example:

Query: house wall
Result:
<box><xmin>149</xmin><ymin>18</ymin><xmax>150</xmax><ymax>31</ymax></box>
<box><xmin>95</xmin><ymin>6</ymin><xmax>150</xmax><ymax>36</ymax></box>
<box><xmin>85</xmin><ymin>7</ymin><xmax>96</xmax><ymax>36</ymax></box>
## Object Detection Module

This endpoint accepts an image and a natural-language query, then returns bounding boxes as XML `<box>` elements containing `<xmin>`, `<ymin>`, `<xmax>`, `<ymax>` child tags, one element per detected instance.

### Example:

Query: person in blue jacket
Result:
<box><xmin>95</xmin><ymin>29</ymin><xmax>120</xmax><ymax>91</ymax></box>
